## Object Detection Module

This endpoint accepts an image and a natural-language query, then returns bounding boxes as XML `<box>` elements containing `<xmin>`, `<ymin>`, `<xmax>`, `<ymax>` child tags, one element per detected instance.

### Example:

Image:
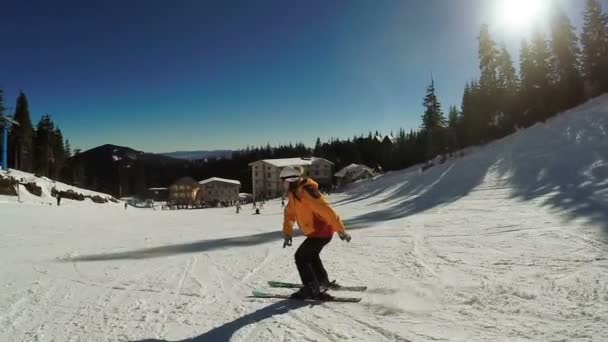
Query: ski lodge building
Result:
<box><xmin>248</xmin><ymin>157</ymin><xmax>334</xmax><ymax>200</ymax></box>
<box><xmin>198</xmin><ymin>177</ymin><xmax>241</xmax><ymax>205</ymax></box>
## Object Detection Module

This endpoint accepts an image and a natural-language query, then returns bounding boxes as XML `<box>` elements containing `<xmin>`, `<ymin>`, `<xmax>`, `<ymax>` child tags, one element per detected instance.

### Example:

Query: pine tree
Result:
<box><xmin>530</xmin><ymin>29</ymin><xmax>554</xmax><ymax>120</ymax></box>
<box><xmin>0</xmin><ymin>89</ymin><xmax>5</xmax><ymax>115</ymax></box>
<box><xmin>8</xmin><ymin>92</ymin><xmax>35</xmax><ymax>172</ymax></box>
<box><xmin>314</xmin><ymin>137</ymin><xmax>321</xmax><ymax>156</ymax></box>
<box><xmin>550</xmin><ymin>6</ymin><xmax>584</xmax><ymax>111</ymax></box>
<box><xmin>478</xmin><ymin>24</ymin><xmax>500</xmax><ymax>135</ymax></box>
<box><xmin>581</xmin><ymin>0</ymin><xmax>608</xmax><ymax>95</ymax></box>
<box><xmin>52</xmin><ymin>127</ymin><xmax>66</xmax><ymax>179</ymax></box>
<box><xmin>478</xmin><ymin>24</ymin><xmax>499</xmax><ymax>92</ymax></box>
<box><xmin>496</xmin><ymin>44</ymin><xmax>519</xmax><ymax>133</ymax></box>
<box><xmin>460</xmin><ymin>82</ymin><xmax>474</xmax><ymax>145</ymax></box>
<box><xmin>34</xmin><ymin>115</ymin><xmax>55</xmax><ymax>177</ymax></box>
<box><xmin>421</xmin><ymin>79</ymin><xmax>446</xmax><ymax>159</ymax></box>
<box><xmin>421</xmin><ymin>79</ymin><xmax>446</xmax><ymax>131</ymax></box>
<box><xmin>65</xmin><ymin>139</ymin><xmax>72</xmax><ymax>158</ymax></box>
<box><xmin>519</xmin><ymin>39</ymin><xmax>535</xmax><ymax>127</ymax></box>
<box><xmin>0</xmin><ymin>89</ymin><xmax>5</xmax><ymax>168</ymax></box>
<box><xmin>447</xmin><ymin>105</ymin><xmax>461</xmax><ymax>153</ymax></box>
<box><xmin>448</xmin><ymin>105</ymin><xmax>460</xmax><ymax>130</ymax></box>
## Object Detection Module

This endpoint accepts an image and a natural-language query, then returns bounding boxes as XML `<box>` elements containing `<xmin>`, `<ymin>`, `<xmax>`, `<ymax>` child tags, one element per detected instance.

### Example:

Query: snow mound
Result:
<box><xmin>0</xmin><ymin>168</ymin><xmax>120</xmax><ymax>206</ymax></box>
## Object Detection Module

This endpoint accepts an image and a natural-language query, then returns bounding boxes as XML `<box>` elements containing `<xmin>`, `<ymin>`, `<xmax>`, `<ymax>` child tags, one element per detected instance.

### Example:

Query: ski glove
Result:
<box><xmin>339</xmin><ymin>232</ymin><xmax>351</xmax><ymax>243</ymax></box>
<box><xmin>283</xmin><ymin>236</ymin><xmax>292</xmax><ymax>248</ymax></box>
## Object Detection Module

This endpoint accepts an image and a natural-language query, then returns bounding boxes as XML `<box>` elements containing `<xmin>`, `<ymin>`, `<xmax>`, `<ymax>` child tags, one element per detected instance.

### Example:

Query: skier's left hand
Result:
<box><xmin>339</xmin><ymin>232</ymin><xmax>351</xmax><ymax>243</ymax></box>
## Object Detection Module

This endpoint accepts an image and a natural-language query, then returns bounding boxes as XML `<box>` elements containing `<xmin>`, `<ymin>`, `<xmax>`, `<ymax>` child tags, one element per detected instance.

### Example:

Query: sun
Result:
<box><xmin>497</xmin><ymin>0</ymin><xmax>548</xmax><ymax>32</ymax></box>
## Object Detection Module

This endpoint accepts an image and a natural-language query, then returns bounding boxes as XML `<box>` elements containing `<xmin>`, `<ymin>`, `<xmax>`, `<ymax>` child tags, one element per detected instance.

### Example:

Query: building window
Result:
<box><xmin>255</xmin><ymin>171</ymin><xmax>258</xmax><ymax>177</ymax></box>
<box><xmin>267</xmin><ymin>172</ymin><xmax>271</xmax><ymax>178</ymax></box>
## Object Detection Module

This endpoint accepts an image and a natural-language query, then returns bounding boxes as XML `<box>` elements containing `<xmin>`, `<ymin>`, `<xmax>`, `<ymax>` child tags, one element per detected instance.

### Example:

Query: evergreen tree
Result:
<box><xmin>496</xmin><ymin>44</ymin><xmax>519</xmax><ymax>133</ymax></box>
<box><xmin>530</xmin><ymin>29</ymin><xmax>554</xmax><ymax>120</ymax></box>
<box><xmin>0</xmin><ymin>89</ymin><xmax>5</xmax><ymax>168</ymax></box>
<box><xmin>34</xmin><ymin>115</ymin><xmax>55</xmax><ymax>177</ymax></box>
<box><xmin>478</xmin><ymin>24</ymin><xmax>499</xmax><ymax>92</ymax></box>
<box><xmin>314</xmin><ymin>137</ymin><xmax>321</xmax><ymax>156</ymax></box>
<box><xmin>460</xmin><ymin>80</ymin><xmax>485</xmax><ymax>145</ymax></box>
<box><xmin>52</xmin><ymin>127</ymin><xmax>66</xmax><ymax>179</ymax></box>
<box><xmin>581</xmin><ymin>0</ymin><xmax>608</xmax><ymax>95</ymax></box>
<box><xmin>0</xmin><ymin>89</ymin><xmax>5</xmax><ymax>115</ymax></box>
<box><xmin>519</xmin><ymin>39</ymin><xmax>535</xmax><ymax>126</ymax></box>
<box><xmin>478</xmin><ymin>24</ymin><xmax>500</xmax><ymax>136</ymax></box>
<box><xmin>65</xmin><ymin>139</ymin><xmax>72</xmax><ymax>158</ymax></box>
<box><xmin>8</xmin><ymin>92</ymin><xmax>35</xmax><ymax>172</ymax></box>
<box><xmin>460</xmin><ymin>82</ymin><xmax>473</xmax><ymax>145</ymax></box>
<box><xmin>550</xmin><ymin>6</ymin><xmax>584</xmax><ymax>111</ymax></box>
<box><xmin>447</xmin><ymin>105</ymin><xmax>461</xmax><ymax>153</ymax></box>
<box><xmin>448</xmin><ymin>105</ymin><xmax>460</xmax><ymax>130</ymax></box>
<box><xmin>421</xmin><ymin>79</ymin><xmax>446</xmax><ymax>131</ymax></box>
<box><xmin>421</xmin><ymin>79</ymin><xmax>446</xmax><ymax>159</ymax></box>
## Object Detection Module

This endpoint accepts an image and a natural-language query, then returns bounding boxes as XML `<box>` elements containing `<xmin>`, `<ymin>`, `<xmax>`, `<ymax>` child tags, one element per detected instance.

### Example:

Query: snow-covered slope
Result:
<box><xmin>0</xmin><ymin>169</ymin><xmax>120</xmax><ymax>206</ymax></box>
<box><xmin>1</xmin><ymin>96</ymin><xmax>607</xmax><ymax>342</ymax></box>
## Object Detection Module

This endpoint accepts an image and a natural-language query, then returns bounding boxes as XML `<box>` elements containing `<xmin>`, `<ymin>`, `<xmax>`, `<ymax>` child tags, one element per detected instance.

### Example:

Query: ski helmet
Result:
<box><xmin>280</xmin><ymin>166</ymin><xmax>301</xmax><ymax>182</ymax></box>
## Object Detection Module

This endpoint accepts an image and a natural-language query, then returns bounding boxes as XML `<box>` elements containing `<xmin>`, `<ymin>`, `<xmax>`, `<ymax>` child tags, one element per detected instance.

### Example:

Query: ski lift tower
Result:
<box><xmin>0</xmin><ymin>114</ymin><xmax>19</xmax><ymax>171</ymax></box>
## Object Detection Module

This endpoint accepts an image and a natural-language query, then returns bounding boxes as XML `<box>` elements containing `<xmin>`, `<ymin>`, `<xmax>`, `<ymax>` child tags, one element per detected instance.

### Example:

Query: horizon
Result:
<box><xmin>1</xmin><ymin>0</ymin><xmax>599</xmax><ymax>153</ymax></box>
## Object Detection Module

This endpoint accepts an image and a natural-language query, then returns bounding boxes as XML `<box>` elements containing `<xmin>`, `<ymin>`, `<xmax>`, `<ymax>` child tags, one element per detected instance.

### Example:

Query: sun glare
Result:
<box><xmin>498</xmin><ymin>0</ymin><xmax>548</xmax><ymax>32</ymax></box>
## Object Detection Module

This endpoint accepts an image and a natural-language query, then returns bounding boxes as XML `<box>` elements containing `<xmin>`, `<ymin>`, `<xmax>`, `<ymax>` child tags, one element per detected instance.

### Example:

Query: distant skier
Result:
<box><xmin>56</xmin><ymin>192</ymin><xmax>62</xmax><ymax>206</ymax></box>
<box><xmin>280</xmin><ymin>166</ymin><xmax>351</xmax><ymax>300</ymax></box>
<box><xmin>253</xmin><ymin>208</ymin><xmax>261</xmax><ymax>215</ymax></box>
<box><xmin>281</xmin><ymin>198</ymin><xmax>285</xmax><ymax>208</ymax></box>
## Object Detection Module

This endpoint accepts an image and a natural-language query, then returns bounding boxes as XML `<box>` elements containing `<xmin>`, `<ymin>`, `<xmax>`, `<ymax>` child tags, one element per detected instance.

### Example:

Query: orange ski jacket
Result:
<box><xmin>283</xmin><ymin>178</ymin><xmax>346</xmax><ymax>238</ymax></box>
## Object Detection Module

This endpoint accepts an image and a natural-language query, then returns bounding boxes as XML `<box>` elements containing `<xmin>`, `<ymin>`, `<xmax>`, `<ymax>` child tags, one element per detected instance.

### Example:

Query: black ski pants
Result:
<box><xmin>295</xmin><ymin>236</ymin><xmax>332</xmax><ymax>286</ymax></box>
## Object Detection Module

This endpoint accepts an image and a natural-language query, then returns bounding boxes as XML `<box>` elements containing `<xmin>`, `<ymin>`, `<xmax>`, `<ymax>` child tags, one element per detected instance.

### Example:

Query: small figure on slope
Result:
<box><xmin>280</xmin><ymin>166</ymin><xmax>351</xmax><ymax>300</ymax></box>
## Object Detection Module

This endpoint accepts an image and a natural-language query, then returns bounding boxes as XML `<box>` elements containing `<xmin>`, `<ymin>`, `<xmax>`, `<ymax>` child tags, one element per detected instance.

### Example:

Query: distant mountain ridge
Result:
<box><xmin>158</xmin><ymin>150</ymin><xmax>233</xmax><ymax>160</ymax></box>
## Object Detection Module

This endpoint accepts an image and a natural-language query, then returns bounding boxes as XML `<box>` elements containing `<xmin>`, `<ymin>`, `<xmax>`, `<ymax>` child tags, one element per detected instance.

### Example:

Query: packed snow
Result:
<box><xmin>1</xmin><ymin>96</ymin><xmax>608</xmax><ymax>341</ymax></box>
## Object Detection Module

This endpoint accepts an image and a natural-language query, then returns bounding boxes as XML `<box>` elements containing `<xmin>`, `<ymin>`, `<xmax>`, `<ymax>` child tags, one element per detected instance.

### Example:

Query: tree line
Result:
<box><xmin>205</xmin><ymin>0</ymin><xmax>608</xmax><ymax>185</ymax></box>
<box><xmin>0</xmin><ymin>90</ymin><xmax>72</xmax><ymax>179</ymax></box>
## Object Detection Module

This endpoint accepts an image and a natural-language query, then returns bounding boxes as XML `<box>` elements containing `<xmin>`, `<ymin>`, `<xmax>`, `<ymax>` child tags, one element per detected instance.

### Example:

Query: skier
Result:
<box><xmin>280</xmin><ymin>166</ymin><xmax>351</xmax><ymax>300</ymax></box>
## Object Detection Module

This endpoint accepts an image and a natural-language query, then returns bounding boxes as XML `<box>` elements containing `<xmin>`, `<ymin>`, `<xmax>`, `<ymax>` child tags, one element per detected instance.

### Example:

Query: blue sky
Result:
<box><xmin>0</xmin><ymin>0</ymin><xmax>599</xmax><ymax>153</ymax></box>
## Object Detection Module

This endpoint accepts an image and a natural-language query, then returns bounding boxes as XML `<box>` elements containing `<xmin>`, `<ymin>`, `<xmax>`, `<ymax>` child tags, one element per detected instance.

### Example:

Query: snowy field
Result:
<box><xmin>1</xmin><ymin>96</ymin><xmax>608</xmax><ymax>341</ymax></box>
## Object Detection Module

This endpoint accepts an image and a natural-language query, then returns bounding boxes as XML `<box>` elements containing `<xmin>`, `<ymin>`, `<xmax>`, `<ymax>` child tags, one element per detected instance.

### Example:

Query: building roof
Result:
<box><xmin>249</xmin><ymin>157</ymin><xmax>334</xmax><ymax>167</ymax></box>
<box><xmin>383</xmin><ymin>135</ymin><xmax>397</xmax><ymax>144</ymax></box>
<box><xmin>199</xmin><ymin>177</ymin><xmax>241</xmax><ymax>186</ymax></box>
<box><xmin>147</xmin><ymin>187</ymin><xmax>168</xmax><ymax>191</ymax></box>
<box><xmin>334</xmin><ymin>163</ymin><xmax>374</xmax><ymax>178</ymax></box>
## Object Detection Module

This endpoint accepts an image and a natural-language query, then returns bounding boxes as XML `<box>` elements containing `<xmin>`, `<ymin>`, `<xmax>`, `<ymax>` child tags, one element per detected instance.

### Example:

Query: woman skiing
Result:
<box><xmin>280</xmin><ymin>166</ymin><xmax>351</xmax><ymax>300</ymax></box>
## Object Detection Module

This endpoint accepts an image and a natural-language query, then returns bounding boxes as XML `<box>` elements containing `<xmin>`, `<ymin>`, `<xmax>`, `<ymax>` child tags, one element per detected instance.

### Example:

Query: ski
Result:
<box><xmin>252</xmin><ymin>290</ymin><xmax>362</xmax><ymax>303</ymax></box>
<box><xmin>268</xmin><ymin>280</ymin><xmax>367</xmax><ymax>292</ymax></box>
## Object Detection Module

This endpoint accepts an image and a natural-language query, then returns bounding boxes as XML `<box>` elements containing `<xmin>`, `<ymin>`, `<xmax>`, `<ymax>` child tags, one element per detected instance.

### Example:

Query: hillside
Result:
<box><xmin>0</xmin><ymin>168</ymin><xmax>120</xmax><ymax>206</ymax></box>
